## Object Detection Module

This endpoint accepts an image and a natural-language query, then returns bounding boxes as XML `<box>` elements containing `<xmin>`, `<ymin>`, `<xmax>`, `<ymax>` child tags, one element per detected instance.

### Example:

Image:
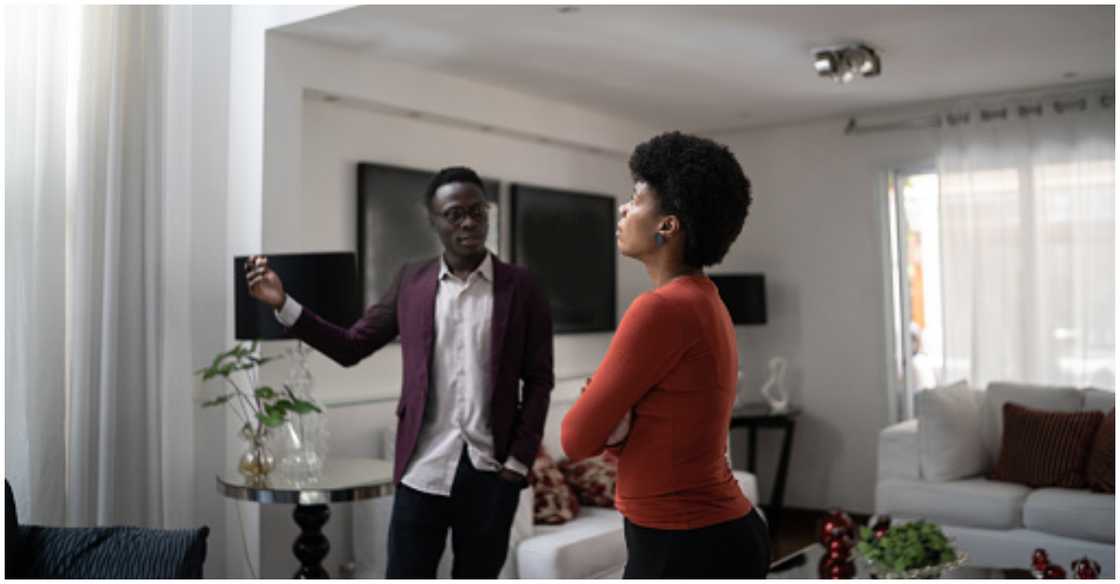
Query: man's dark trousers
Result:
<box><xmin>386</xmin><ymin>447</ymin><xmax>523</xmax><ymax>578</ymax></box>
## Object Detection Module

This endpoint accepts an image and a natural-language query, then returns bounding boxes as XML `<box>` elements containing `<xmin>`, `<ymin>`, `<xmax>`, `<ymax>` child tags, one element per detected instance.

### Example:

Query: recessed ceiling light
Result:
<box><xmin>812</xmin><ymin>44</ymin><xmax>881</xmax><ymax>84</ymax></box>
<box><xmin>557</xmin><ymin>6</ymin><xmax>580</xmax><ymax>14</ymax></box>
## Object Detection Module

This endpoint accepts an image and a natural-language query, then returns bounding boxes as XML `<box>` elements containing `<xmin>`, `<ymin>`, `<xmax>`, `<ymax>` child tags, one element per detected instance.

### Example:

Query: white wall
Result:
<box><xmin>186</xmin><ymin>6</ymin><xmax>232</xmax><ymax>578</ymax></box>
<box><xmin>715</xmin><ymin>118</ymin><xmax>942</xmax><ymax>514</ymax></box>
<box><xmin>251</xmin><ymin>32</ymin><xmax>659</xmax><ymax>577</ymax></box>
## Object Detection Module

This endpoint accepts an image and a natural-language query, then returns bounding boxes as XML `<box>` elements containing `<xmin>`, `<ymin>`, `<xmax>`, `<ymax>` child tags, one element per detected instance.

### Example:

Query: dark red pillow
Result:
<box><xmin>559</xmin><ymin>451</ymin><xmax>618</xmax><ymax>507</ymax></box>
<box><xmin>529</xmin><ymin>446</ymin><xmax>580</xmax><ymax>524</ymax></box>
<box><xmin>1086</xmin><ymin>408</ymin><xmax>1115</xmax><ymax>493</ymax></box>
<box><xmin>992</xmin><ymin>402</ymin><xmax>1103</xmax><ymax>488</ymax></box>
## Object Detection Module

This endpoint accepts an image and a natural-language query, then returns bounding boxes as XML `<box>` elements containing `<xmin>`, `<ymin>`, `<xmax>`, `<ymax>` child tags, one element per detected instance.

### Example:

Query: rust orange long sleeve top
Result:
<box><xmin>561</xmin><ymin>275</ymin><xmax>752</xmax><ymax>530</ymax></box>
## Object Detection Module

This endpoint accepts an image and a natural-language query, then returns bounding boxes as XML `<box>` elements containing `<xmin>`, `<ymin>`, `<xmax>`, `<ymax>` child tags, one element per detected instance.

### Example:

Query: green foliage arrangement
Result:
<box><xmin>195</xmin><ymin>341</ymin><xmax>321</xmax><ymax>432</ymax></box>
<box><xmin>856</xmin><ymin>520</ymin><xmax>960</xmax><ymax>576</ymax></box>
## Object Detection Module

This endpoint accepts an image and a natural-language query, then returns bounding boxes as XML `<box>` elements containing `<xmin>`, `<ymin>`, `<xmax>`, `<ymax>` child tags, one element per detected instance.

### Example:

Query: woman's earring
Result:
<box><xmin>654</xmin><ymin>233</ymin><xmax>665</xmax><ymax>248</ymax></box>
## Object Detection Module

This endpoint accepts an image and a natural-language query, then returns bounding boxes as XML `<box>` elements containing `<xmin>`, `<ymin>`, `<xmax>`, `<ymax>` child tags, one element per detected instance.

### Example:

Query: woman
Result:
<box><xmin>561</xmin><ymin>131</ymin><xmax>769</xmax><ymax>578</ymax></box>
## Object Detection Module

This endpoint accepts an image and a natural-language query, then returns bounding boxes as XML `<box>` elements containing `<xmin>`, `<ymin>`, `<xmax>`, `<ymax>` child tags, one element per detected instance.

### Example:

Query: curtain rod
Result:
<box><xmin>845</xmin><ymin>91</ymin><xmax>1114</xmax><ymax>136</ymax></box>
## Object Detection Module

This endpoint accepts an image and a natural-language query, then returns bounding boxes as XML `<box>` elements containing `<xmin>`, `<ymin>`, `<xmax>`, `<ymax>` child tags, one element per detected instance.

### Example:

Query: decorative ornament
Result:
<box><xmin>1043</xmin><ymin>565</ymin><xmax>1067</xmax><ymax>579</ymax></box>
<box><xmin>827</xmin><ymin>536</ymin><xmax>852</xmax><ymax>559</ymax></box>
<box><xmin>760</xmin><ymin>357</ymin><xmax>790</xmax><ymax>413</ymax></box>
<box><xmin>1071</xmin><ymin>556</ymin><xmax>1101</xmax><ymax>579</ymax></box>
<box><xmin>818</xmin><ymin>553</ymin><xmax>856</xmax><ymax>579</ymax></box>
<box><xmin>1032</xmin><ymin>549</ymin><xmax>1051</xmax><ymax>572</ymax></box>
<box><xmin>868</xmin><ymin>514</ymin><xmax>892</xmax><ymax>540</ymax></box>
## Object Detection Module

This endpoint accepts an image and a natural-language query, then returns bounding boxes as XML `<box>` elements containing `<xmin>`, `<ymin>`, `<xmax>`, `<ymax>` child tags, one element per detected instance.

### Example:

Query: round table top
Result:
<box><xmin>217</xmin><ymin>457</ymin><xmax>395</xmax><ymax>505</ymax></box>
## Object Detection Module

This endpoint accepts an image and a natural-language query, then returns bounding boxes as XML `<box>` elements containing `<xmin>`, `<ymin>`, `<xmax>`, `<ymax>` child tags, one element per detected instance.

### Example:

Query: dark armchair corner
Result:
<box><xmin>6</xmin><ymin>480</ymin><xmax>209</xmax><ymax>579</ymax></box>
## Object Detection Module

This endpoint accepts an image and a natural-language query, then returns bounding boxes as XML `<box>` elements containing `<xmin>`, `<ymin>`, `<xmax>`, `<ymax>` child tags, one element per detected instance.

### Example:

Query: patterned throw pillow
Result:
<box><xmin>1086</xmin><ymin>408</ymin><xmax>1115</xmax><ymax>493</ymax></box>
<box><xmin>992</xmin><ymin>402</ymin><xmax>1103</xmax><ymax>488</ymax></box>
<box><xmin>558</xmin><ymin>452</ymin><xmax>618</xmax><ymax>507</ymax></box>
<box><xmin>530</xmin><ymin>446</ymin><xmax>580</xmax><ymax>525</ymax></box>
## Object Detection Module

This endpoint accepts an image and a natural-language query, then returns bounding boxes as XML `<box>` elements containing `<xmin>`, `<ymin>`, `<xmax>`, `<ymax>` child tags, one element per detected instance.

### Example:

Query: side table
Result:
<box><xmin>730</xmin><ymin>403</ymin><xmax>800</xmax><ymax>536</ymax></box>
<box><xmin>218</xmin><ymin>457</ymin><xmax>395</xmax><ymax>578</ymax></box>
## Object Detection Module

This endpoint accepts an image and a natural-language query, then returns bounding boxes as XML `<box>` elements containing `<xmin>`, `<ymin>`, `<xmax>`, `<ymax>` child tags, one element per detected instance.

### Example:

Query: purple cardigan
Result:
<box><xmin>287</xmin><ymin>254</ymin><xmax>554</xmax><ymax>485</ymax></box>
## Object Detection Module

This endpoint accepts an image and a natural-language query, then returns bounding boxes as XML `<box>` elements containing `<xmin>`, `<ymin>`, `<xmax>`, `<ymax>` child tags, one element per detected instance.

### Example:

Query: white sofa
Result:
<box><xmin>876</xmin><ymin>381</ymin><xmax>1115</xmax><ymax>577</ymax></box>
<box><xmin>351</xmin><ymin>389</ymin><xmax>759</xmax><ymax>579</ymax></box>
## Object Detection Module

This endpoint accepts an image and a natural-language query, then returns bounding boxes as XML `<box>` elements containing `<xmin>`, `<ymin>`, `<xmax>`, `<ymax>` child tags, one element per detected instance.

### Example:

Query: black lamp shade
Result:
<box><xmin>235</xmin><ymin>252</ymin><xmax>362</xmax><ymax>340</ymax></box>
<box><xmin>710</xmin><ymin>274</ymin><xmax>767</xmax><ymax>325</ymax></box>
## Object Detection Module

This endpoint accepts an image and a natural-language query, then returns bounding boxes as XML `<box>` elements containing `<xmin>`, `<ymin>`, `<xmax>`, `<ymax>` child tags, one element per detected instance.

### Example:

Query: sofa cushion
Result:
<box><xmin>876</xmin><ymin>478</ymin><xmax>1031</xmax><ymax>530</ymax></box>
<box><xmin>917</xmin><ymin>381</ymin><xmax>986</xmax><ymax>481</ymax></box>
<box><xmin>1086</xmin><ymin>408</ymin><xmax>1115</xmax><ymax>493</ymax></box>
<box><xmin>559</xmin><ymin>452</ymin><xmax>618</xmax><ymax>508</ymax></box>
<box><xmin>1082</xmin><ymin>388</ymin><xmax>1116</xmax><ymax>413</ymax></box>
<box><xmin>516</xmin><ymin>507</ymin><xmax>626</xmax><ymax>579</ymax></box>
<box><xmin>531</xmin><ymin>446</ymin><xmax>580</xmax><ymax>525</ymax></box>
<box><xmin>1022</xmin><ymin>488</ymin><xmax>1115</xmax><ymax>543</ymax></box>
<box><xmin>981</xmin><ymin>382</ymin><xmax>1084</xmax><ymax>464</ymax></box>
<box><xmin>878</xmin><ymin>420</ymin><xmax>920</xmax><ymax>481</ymax></box>
<box><xmin>20</xmin><ymin>525</ymin><xmax>209</xmax><ymax>578</ymax></box>
<box><xmin>992</xmin><ymin>403</ymin><xmax>1102</xmax><ymax>489</ymax></box>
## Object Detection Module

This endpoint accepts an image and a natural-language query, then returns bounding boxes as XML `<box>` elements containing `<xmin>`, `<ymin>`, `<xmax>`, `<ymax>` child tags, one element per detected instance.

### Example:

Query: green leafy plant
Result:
<box><xmin>195</xmin><ymin>341</ymin><xmax>321</xmax><ymax>433</ymax></box>
<box><xmin>856</xmin><ymin>520</ymin><xmax>958</xmax><ymax>575</ymax></box>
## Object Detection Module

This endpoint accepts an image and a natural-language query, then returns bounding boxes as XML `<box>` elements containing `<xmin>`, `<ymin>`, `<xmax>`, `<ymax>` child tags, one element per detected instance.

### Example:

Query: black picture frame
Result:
<box><xmin>510</xmin><ymin>183</ymin><xmax>616</xmax><ymax>333</ymax></box>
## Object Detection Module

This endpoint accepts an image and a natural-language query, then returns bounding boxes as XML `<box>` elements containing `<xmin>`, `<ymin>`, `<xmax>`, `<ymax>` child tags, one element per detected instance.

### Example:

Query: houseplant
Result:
<box><xmin>195</xmin><ymin>341</ymin><xmax>321</xmax><ymax>480</ymax></box>
<box><xmin>855</xmin><ymin>519</ymin><xmax>967</xmax><ymax>578</ymax></box>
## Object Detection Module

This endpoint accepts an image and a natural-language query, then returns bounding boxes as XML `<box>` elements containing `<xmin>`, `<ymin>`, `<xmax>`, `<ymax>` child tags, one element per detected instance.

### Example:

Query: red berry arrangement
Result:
<box><xmin>817</xmin><ymin>510</ymin><xmax>857</xmax><ymax>579</ymax></box>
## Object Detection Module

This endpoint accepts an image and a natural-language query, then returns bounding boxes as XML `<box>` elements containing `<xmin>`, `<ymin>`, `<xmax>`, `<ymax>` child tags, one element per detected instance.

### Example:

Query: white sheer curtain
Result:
<box><xmin>5</xmin><ymin>5</ymin><xmax>76</xmax><ymax>527</ymax></box>
<box><xmin>5</xmin><ymin>5</ymin><xmax>196</xmax><ymax>528</ymax></box>
<box><xmin>937</xmin><ymin>90</ymin><xmax>1115</xmax><ymax>390</ymax></box>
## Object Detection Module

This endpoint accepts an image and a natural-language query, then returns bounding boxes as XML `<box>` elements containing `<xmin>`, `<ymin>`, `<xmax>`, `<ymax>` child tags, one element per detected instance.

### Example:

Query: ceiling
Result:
<box><xmin>279</xmin><ymin>5</ymin><xmax>1115</xmax><ymax>133</ymax></box>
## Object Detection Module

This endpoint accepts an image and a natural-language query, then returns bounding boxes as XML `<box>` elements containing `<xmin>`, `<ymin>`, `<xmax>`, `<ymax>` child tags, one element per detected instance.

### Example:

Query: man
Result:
<box><xmin>245</xmin><ymin>166</ymin><xmax>554</xmax><ymax>578</ymax></box>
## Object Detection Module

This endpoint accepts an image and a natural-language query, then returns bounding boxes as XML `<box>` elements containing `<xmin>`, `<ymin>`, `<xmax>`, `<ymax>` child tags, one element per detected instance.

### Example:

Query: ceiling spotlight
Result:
<box><xmin>812</xmin><ymin>44</ymin><xmax>881</xmax><ymax>84</ymax></box>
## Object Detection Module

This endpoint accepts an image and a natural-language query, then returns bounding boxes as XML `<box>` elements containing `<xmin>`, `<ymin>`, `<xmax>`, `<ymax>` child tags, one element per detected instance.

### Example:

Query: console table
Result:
<box><xmin>730</xmin><ymin>403</ymin><xmax>800</xmax><ymax>535</ymax></box>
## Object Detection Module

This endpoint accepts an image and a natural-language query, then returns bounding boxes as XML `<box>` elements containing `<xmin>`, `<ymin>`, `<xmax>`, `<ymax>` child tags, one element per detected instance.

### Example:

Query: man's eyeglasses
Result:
<box><xmin>438</xmin><ymin>203</ymin><xmax>490</xmax><ymax>226</ymax></box>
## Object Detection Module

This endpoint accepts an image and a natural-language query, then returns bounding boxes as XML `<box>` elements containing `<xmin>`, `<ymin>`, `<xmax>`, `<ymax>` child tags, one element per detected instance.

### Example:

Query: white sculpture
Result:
<box><xmin>759</xmin><ymin>357</ymin><xmax>790</xmax><ymax>413</ymax></box>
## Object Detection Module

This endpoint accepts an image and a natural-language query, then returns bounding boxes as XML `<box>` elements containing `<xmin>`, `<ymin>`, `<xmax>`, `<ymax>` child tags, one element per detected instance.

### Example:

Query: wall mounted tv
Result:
<box><xmin>710</xmin><ymin>273</ymin><xmax>767</xmax><ymax>325</ymax></box>
<box><xmin>510</xmin><ymin>183</ymin><xmax>616</xmax><ymax>333</ymax></box>
<box><xmin>357</xmin><ymin>162</ymin><xmax>499</xmax><ymax>307</ymax></box>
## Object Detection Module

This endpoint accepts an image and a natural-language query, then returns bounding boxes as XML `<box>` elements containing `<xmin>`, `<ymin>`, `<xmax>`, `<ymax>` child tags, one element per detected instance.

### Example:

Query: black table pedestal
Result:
<box><xmin>293</xmin><ymin>504</ymin><xmax>331</xmax><ymax>579</ymax></box>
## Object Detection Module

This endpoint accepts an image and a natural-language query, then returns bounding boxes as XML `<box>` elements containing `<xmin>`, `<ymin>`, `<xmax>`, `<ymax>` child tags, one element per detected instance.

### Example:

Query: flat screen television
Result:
<box><xmin>710</xmin><ymin>274</ymin><xmax>767</xmax><ymax>325</ymax></box>
<box><xmin>234</xmin><ymin>252</ymin><xmax>362</xmax><ymax>340</ymax></box>
<box><xmin>357</xmin><ymin>162</ymin><xmax>499</xmax><ymax>307</ymax></box>
<box><xmin>511</xmin><ymin>183</ymin><xmax>616</xmax><ymax>333</ymax></box>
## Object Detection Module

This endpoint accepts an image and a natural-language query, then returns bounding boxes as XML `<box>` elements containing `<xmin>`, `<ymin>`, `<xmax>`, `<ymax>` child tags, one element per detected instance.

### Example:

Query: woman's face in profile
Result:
<box><xmin>617</xmin><ymin>181</ymin><xmax>661</xmax><ymax>259</ymax></box>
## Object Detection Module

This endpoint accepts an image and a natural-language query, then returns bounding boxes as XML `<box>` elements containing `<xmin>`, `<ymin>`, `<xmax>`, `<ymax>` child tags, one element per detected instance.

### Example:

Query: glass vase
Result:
<box><xmin>276</xmin><ymin>342</ymin><xmax>328</xmax><ymax>483</ymax></box>
<box><xmin>238</xmin><ymin>424</ymin><xmax>275</xmax><ymax>481</ymax></box>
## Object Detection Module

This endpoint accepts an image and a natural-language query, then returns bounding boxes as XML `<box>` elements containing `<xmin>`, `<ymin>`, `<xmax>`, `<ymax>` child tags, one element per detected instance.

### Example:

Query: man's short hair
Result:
<box><xmin>425</xmin><ymin>166</ymin><xmax>485</xmax><ymax>209</ymax></box>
